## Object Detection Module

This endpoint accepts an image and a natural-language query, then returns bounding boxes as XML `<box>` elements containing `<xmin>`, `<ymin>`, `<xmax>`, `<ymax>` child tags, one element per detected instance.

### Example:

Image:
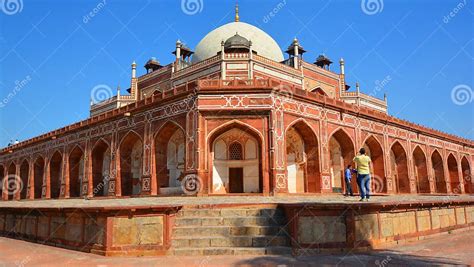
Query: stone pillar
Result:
<box><xmin>141</xmin><ymin>121</ymin><xmax>152</xmax><ymax>195</ymax></box>
<box><xmin>14</xmin><ymin>162</ymin><xmax>20</xmax><ymax>200</ymax></box>
<box><xmin>44</xmin><ymin>157</ymin><xmax>50</xmax><ymax>199</ymax></box>
<box><xmin>442</xmin><ymin>150</ymin><xmax>451</xmax><ymax>194</ymax></box>
<box><xmin>319</xmin><ymin>117</ymin><xmax>331</xmax><ymax>193</ymax></box>
<box><xmin>457</xmin><ymin>155</ymin><xmax>465</xmax><ymax>194</ymax></box>
<box><xmin>270</xmin><ymin>98</ymin><xmax>288</xmax><ymax>194</ymax></box>
<box><xmin>407</xmin><ymin>141</ymin><xmax>417</xmax><ymax>194</ymax></box>
<box><xmin>1</xmin><ymin>166</ymin><xmax>7</xmax><ymax>200</ymax></box>
<box><xmin>85</xmin><ymin>141</ymin><xmax>93</xmax><ymax>197</ymax></box>
<box><xmin>61</xmin><ymin>152</ymin><xmax>69</xmax><ymax>198</ymax></box>
<box><xmin>383</xmin><ymin>130</ymin><xmax>394</xmax><ymax>194</ymax></box>
<box><xmin>28</xmin><ymin>160</ymin><xmax>34</xmax><ymax>200</ymax></box>
<box><xmin>426</xmin><ymin>147</ymin><xmax>435</xmax><ymax>193</ymax></box>
<box><xmin>112</xmin><ymin>132</ymin><xmax>121</xmax><ymax>197</ymax></box>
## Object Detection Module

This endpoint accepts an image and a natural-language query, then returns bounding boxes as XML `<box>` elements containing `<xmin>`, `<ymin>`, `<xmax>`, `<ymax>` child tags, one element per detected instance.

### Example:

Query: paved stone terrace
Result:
<box><xmin>0</xmin><ymin>194</ymin><xmax>473</xmax><ymax>209</ymax></box>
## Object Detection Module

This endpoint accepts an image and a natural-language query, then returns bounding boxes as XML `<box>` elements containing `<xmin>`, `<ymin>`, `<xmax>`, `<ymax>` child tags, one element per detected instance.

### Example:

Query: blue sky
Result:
<box><xmin>0</xmin><ymin>0</ymin><xmax>473</xmax><ymax>147</ymax></box>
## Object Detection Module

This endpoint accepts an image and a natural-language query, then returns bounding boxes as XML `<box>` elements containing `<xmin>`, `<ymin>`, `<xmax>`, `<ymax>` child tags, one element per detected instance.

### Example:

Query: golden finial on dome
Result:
<box><xmin>235</xmin><ymin>2</ymin><xmax>240</xmax><ymax>22</ymax></box>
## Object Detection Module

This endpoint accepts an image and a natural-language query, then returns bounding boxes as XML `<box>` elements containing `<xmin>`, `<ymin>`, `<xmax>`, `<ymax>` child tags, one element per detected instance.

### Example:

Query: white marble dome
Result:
<box><xmin>192</xmin><ymin>22</ymin><xmax>284</xmax><ymax>63</ymax></box>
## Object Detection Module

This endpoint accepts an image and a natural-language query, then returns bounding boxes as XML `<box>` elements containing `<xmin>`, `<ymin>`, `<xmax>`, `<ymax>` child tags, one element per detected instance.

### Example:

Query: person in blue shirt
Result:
<box><xmin>344</xmin><ymin>165</ymin><xmax>354</xmax><ymax>196</ymax></box>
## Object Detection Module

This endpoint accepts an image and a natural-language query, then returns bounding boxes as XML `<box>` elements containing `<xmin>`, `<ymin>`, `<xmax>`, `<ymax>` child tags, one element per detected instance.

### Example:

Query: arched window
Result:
<box><xmin>229</xmin><ymin>142</ymin><xmax>243</xmax><ymax>160</ymax></box>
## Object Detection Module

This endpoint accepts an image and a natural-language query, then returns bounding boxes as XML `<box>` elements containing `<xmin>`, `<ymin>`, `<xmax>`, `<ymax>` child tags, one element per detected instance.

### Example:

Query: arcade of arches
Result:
<box><xmin>0</xmin><ymin>120</ymin><xmax>473</xmax><ymax>200</ymax></box>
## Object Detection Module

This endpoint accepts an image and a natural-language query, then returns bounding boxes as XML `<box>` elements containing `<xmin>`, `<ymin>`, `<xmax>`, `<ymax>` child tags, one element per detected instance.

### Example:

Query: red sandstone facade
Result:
<box><xmin>1</xmin><ymin>19</ymin><xmax>473</xmax><ymax>201</ymax></box>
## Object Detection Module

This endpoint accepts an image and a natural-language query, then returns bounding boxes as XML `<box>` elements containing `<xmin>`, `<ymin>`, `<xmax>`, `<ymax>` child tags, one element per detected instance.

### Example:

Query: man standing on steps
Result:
<box><xmin>353</xmin><ymin>148</ymin><xmax>372</xmax><ymax>201</ymax></box>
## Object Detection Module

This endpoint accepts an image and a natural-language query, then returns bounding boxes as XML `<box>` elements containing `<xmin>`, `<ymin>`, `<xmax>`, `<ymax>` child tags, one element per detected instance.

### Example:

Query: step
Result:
<box><xmin>173</xmin><ymin>225</ymin><xmax>288</xmax><ymax>237</ymax></box>
<box><xmin>176</xmin><ymin>208</ymin><xmax>285</xmax><ymax>218</ymax></box>
<box><xmin>169</xmin><ymin>246</ymin><xmax>292</xmax><ymax>256</ymax></box>
<box><xmin>174</xmin><ymin>216</ymin><xmax>286</xmax><ymax>227</ymax></box>
<box><xmin>171</xmin><ymin>235</ymin><xmax>289</xmax><ymax>248</ymax></box>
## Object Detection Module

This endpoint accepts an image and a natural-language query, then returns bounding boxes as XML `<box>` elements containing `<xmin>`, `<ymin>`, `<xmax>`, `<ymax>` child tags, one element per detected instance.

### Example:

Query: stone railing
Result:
<box><xmin>172</xmin><ymin>55</ymin><xmax>221</xmax><ymax>78</ymax></box>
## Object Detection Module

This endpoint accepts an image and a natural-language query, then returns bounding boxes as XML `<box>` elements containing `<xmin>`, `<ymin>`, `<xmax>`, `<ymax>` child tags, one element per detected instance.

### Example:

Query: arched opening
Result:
<box><xmin>92</xmin><ymin>139</ymin><xmax>111</xmax><ymax>197</ymax></box>
<box><xmin>69</xmin><ymin>146</ymin><xmax>84</xmax><ymax>198</ymax></box>
<box><xmin>286</xmin><ymin>121</ymin><xmax>320</xmax><ymax>193</ymax></box>
<box><xmin>210</xmin><ymin>124</ymin><xmax>262</xmax><ymax>194</ymax></box>
<box><xmin>0</xmin><ymin>165</ymin><xmax>4</xmax><ymax>197</ymax></box>
<box><xmin>49</xmin><ymin>151</ymin><xmax>62</xmax><ymax>199</ymax></box>
<box><xmin>363</xmin><ymin>136</ymin><xmax>385</xmax><ymax>194</ymax></box>
<box><xmin>154</xmin><ymin>122</ymin><xmax>185</xmax><ymax>195</ymax></box>
<box><xmin>19</xmin><ymin>160</ymin><xmax>29</xmax><ymax>199</ymax></box>
<box><xmin>413</xmin><ymin>147</ymin><xmax>430</xmax><ymax>193</ymax></box>
<box><xmin>119</xmin><ymin>132</ymin><xmax>143</xmax><ymax>196</ymax></box>
<box><xmin>329</xmin><ymin>129</ymin><xmax>355</xmax><ymax>193</ymax></box>
<box><xmin>390</xmin><ymin>142</ymin><xmax>410</xmax><ymax>193</ymax></box>
<box><xmin>461</xmin><ymin>157</ymin><xmax>471</xmax><ymax>194</ymax></box>
<box><xmin>431</xmin><ymin>150</ymin><xmax>447</xmax><ymax>193</ymax></box>
<box><xmin>33</xmin><ymin>157</ymin><xmax>45</xmax><ymax>199</ymax></box>
<box><xmin>7</xmin><ymin>163</ymin><xmax>16</xmax><ymax>200</ymax></box>
<box><xmin>447</xmin><ymin>154</ymin><xmax>460</xmax><ymax>193</ymax></box>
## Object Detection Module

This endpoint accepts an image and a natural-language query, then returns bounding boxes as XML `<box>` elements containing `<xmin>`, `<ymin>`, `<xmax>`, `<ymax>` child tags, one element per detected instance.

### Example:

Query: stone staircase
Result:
<box><xmin>169</xmin><ymin>206</ymin><xmax>292</xmax><ymax>256</ymax></box>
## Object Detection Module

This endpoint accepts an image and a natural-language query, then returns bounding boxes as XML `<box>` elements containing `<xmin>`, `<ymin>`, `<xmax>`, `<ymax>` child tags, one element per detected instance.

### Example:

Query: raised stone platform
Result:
<box><xmin>0</xmin><ymin>195</ymin><xmax>473</xmax><ymax>256</ymax></box>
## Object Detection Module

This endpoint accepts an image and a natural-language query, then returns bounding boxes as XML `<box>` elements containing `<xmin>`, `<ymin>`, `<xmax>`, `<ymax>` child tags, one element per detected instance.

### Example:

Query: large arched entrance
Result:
<box><xmin>413</xmin><ymin>146</ymin><xmax>430</xmax><ymax>193</ymax></box>
<box><xmin>329</xmin><ymin>129</ymin><xmax>355</xmax><ymax>193</ymax></box>
<box><xmin>119</xmin><ymin>132</ymin><xmax>143</xmax><ymax>196</ymax></box>
<box><xmin>210</xmin><ymin>123</ymin><xmax>262</xmax><ymax>194</ymax></box>
<box><xmin>69</xmin><ymin>146</ymin><xmax>84</xmax><ymax>198</ymax></box>
<box><xmin>154</xmin><ymin>122</ymin><xmax>186</xmax><ymax>195</ymax></box>
<box><xmin>7</xmin><ymin>163</ymin><xmax>16</xmax><ymax>200</ymax></box>
<box><xmin>390</xmin><ymin>142</ymin><xmax>410</xmax><ymax>193</ymax></box>
<box><xmin>49</xmin><ymin>151</ymin><xmax>62</xmax><ymax>199</ymax></box>
<box><xmin>431</xmin><ymin>150</ymin><xmax>447</xmax><ymax>193</ymax></box>
<box><xmin>363</xmin><ymin>136</ymin><xmax>385</xmax><ymax>194</ymax></box>
<box><xmin>19</xmin><ymin>160</ymin><xmax>29</xmax><ymax>199</ymax></box>
<box><xmin>461</xmin><ymin>157</ymin><xmax>471</xmax><ymax>194</ymax></box>
<box><xmin>285</xmin><ymin>121</ymin><xmax>320</xmax><ymax>193</ymax></box>
<box><xmin>447</xmin><ymin>154</ymin><xmax>460</xmax><ymax>193</ymax></box>
<box><xmin>92</xmin><ymin>139</ymin><xmax>111</xmax><ymax>197</ymax></box>
<box><xmin>33</xmin><ymin>157</ymin><xmax>45</xmax><ymax>199</ymax></box>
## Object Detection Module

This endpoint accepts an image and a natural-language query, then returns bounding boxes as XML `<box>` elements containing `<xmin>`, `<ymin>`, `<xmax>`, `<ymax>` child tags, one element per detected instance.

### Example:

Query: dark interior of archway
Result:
<box><xmin>431</xmin><ymin>151</ymin><xmax>447</xmax><ymax>193</ymax></box>
<box><xmin>69</xmin><ymin>147</ymin><xmax>83</xmax><ymax>198</ymax></box>
<box><xmin>364</xmin><ymin>136</ymin><xmax>385</xmax><ymax>193</ymax></box>
<box><xmin>20</xmin><ymin>161</ymin><xmax>29</xmax><ymax>199</ymax></box>
<box><xmin>413</xmin><ymin>147</ymin><xmax>430</xmax><ymax>193</ymax></box>
<box><xmin>92</xmin><ymin>141</ymin><xmax>109</xmax><ymax>197</ymax></box>
<box><xmin>291</xmin><ymin>122</ymin><xmax>320</xmax><ymax>193</ymax></box>
<box><xmin>49</xmin><ymin>152</ymin><xmax>62</xmax><ymax>199</ymax></box>
<box><xmin>391</xmin><ymin>143</ymin><xmax>410</xmax><ymax>193</ymax></box>
<box><xmin>7</xmin><ymin>164</ymin><xmax>16</xmax><ymax>200</ymax></box>
<box><xmin>447</xmin><ymin>155</ymin><xmax>459</xmax><ymax>193</ymax></box>
<box><xmin>461</xmin><ymin>157</ymin><xmax>471</xmax><ymax>194</ymax></box>
<box><xmin>331</xmin><ymin>130</ymin><xmax>354</xmax><ymax>193</ymax></box>
<box><xmin>155</xmin><ymin>123</ymin><xmax>180</xmax><ymax>188</ymax></box>
<box><xmin>120</xmin><ymin>134</ymin><xmax>142</xmax><ymax>196</ymax></box>
<box><xmin>34</xmin><ymin>158</ymin><xmax>44</xmax><ymax>199</ymax></box>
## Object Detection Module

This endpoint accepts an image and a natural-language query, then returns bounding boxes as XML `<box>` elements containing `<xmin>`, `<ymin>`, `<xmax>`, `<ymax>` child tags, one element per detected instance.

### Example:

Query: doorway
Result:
<box><xmin>229</xmin><ymin>168</ymin><xmax>243</xmax><ymax>193</ymax></box>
